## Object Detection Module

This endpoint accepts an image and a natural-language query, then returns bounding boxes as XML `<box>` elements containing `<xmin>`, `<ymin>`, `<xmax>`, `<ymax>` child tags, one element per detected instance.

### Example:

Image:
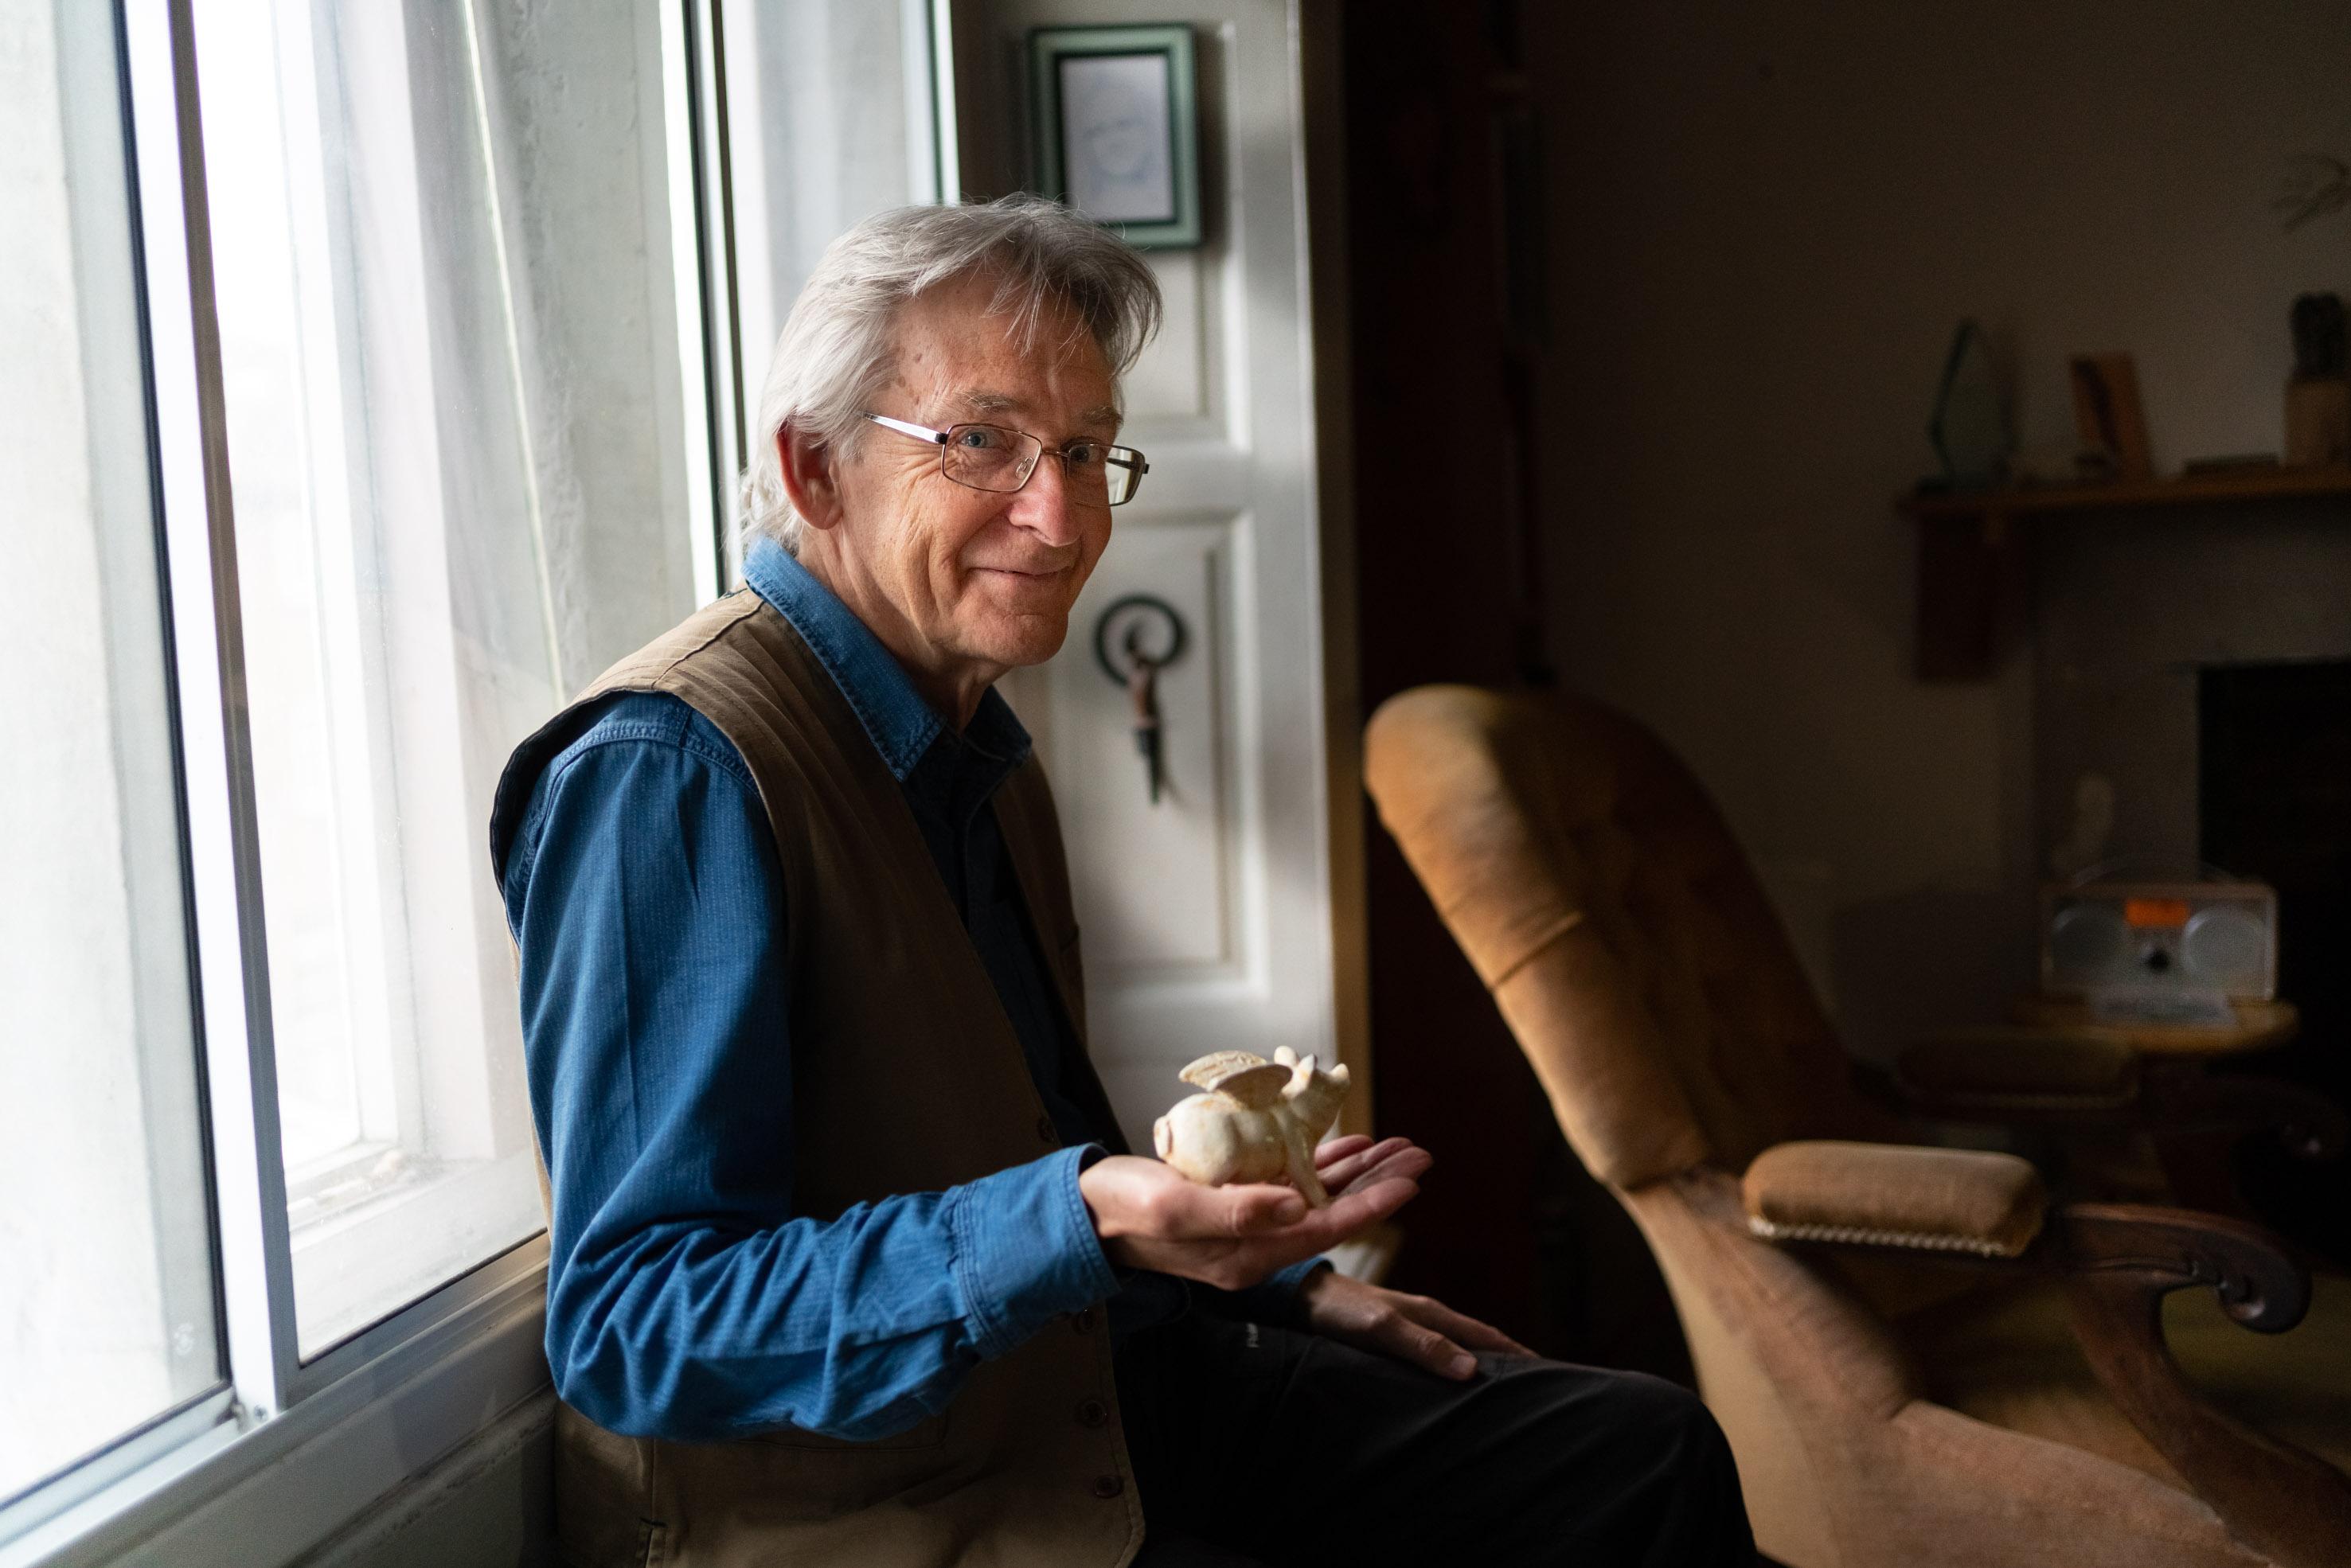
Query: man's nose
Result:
<box><xmin>1009</xmin><ymin>453</ymin><xmax>1085</xmax><ymax>548</ymax></box>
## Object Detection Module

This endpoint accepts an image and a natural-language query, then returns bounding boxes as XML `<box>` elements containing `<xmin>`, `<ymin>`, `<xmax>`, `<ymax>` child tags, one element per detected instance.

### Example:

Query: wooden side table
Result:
<box><xmin>2006</xmin><ymin>997</ymin><xmax>2301</xmax><ymax>1057</ymax></box>
<box><xmin>2007</xmin><ymin>996</ymin><xmax>2306</xmax><ymax>1215</ymax></box>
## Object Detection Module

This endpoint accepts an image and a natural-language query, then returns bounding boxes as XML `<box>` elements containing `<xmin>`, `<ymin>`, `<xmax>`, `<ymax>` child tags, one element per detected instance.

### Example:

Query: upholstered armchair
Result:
<box><xmin>1362</xmin><ymin>685</ymin><xmax>2351</xmax><ymax>1568</ymax></box>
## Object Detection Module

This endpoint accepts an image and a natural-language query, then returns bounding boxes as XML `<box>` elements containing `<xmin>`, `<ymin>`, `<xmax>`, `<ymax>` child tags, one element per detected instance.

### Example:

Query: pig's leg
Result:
<box><xmin>1280</xmin><ymin>1118</ymin><xmax>1331</xmax><ymax>1208</ymax></box>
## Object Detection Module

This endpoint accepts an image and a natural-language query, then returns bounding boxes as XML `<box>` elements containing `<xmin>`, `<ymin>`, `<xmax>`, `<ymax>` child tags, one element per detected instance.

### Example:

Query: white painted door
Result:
<box><xmin>951</xmin><ymin>0</ymin><xmax>1348</xmax><ymax>1151</ymax></box>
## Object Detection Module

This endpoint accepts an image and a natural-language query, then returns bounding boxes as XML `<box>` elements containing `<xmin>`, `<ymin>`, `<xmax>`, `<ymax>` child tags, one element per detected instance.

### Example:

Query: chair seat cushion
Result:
<box><xmin>1898</xmin><ymin>1270</ymin><xmax>2351</xmax><ymax>1485</ymax></box>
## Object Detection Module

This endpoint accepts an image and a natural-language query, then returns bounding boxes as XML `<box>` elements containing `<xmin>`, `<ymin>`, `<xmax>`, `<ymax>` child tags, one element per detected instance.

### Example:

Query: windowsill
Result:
<box><xmin>0</xmin><ymin>1244</ymin><xmax>549</xmax><ymax>1568</ymax></box>
<box><xmin>284</xmin><ymin>1139</ymin><xmax>412</xmax><ymax>1230</ymax></box>
<box><xmin>291</xmin><ymin>1154</ymin><xmax>545</xmax><ymax>1354</ymax></box>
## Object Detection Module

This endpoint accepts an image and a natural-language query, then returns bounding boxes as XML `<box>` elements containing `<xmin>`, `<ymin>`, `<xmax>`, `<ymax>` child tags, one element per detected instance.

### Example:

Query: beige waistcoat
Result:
<box><xmin>490</xmin><ymin>591</ymin><xmax>1142</xmax><ymax>1568</ymax></box>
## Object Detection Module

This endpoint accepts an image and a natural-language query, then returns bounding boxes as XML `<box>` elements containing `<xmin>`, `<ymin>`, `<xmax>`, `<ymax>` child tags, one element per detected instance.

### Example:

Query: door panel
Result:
<box><xmin>960</xmin><ymin>0</ymin><xmax>1346</xmax><ymax>1151</ymax></box>
<box><xmin>959</xmin><ymin>0</ymin><xmax>1363</xmax><ymax>1152</ymax></box>
<box><xmin>1123</xmin><ymin>254</ymin><xmax>1214</xmax><ymax>425</ymax></box>
<box><xmin>1049</xmin><ymin>517</ymin><xmax>1238</xmax><ymax>975</ymax></box>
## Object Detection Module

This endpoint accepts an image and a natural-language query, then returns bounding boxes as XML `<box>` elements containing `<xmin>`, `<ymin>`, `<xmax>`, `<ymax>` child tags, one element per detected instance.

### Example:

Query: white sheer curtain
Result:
<box><xmin>195</xmin><ymin>0</ymin><xmax>704</xmax><ymax>1354</ymax></box>
<box><xmin>723</xmin><ymin>0</ymin><xmax>937</xmax><ymax>478</ymax></box>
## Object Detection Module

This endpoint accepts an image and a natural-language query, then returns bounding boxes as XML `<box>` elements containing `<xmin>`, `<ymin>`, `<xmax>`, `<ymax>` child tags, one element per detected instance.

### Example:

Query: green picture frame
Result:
<box><xmin>1029</xmin><ymin>24</ymin><xmax>1201</xmax><ymax>249</ymax></box>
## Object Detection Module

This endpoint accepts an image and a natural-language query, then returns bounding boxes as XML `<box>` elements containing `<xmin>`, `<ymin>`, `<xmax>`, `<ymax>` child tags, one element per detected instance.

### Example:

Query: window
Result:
<box><xmin>717</xmin><ymin>0</ymin><xmax>950</xmax><ymax>576</ymax></box>
<box><xmin>0</xmin><ymin>0</ymin><xmax>221</xmax><ymax>1505</ymax></box>
<box><xmin>1</xmin><ymin>0</ymin><xmax>741</xmax><ymax>1555</ymax></box>
<box><xmin>5</xmin><ymin>0</ymin><xmax>955</xmax><ymax>1554</ymax></box>
<box><xmin>189</xmin><ymin>0</ymin><xmax>715</xmax><ymax>1355</ymax></box>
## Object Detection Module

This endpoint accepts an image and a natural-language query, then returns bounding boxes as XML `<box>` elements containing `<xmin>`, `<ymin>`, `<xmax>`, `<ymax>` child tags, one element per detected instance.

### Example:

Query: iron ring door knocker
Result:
<box><xmin>1092</xmin><ymin>594</ymin><xmax>1187</xmax><ymax>805</ymax></box>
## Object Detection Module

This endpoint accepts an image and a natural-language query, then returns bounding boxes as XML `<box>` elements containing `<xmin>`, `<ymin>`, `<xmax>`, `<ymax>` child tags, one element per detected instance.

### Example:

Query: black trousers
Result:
<box><xmin>1115</xmin><ymin>1313</ymin><xmax>1755</xmax><ymax>1568</ymax></box>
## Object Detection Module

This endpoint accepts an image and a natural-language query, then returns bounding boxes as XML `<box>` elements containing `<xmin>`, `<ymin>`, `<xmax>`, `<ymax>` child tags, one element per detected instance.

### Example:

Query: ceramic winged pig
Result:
<box><xmin>1152</xmin><ymin>1046</ymin><xmax>1352</xmax><ymax>1207</ymax></box>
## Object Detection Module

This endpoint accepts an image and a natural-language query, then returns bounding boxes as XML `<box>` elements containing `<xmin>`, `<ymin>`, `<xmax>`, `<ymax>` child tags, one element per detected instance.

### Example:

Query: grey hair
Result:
<box><xmin>738</xmin><ymin>194</ymin><xmax>1162</xmax><ymax>554</ymax></box>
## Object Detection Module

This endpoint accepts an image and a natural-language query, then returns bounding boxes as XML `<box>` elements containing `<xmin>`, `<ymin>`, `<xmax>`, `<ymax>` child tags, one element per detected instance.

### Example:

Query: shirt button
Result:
<box><xmin>1091</xmin><ymin>1474</ymin><xmax>1124</xmax><ymax>1500</ymax></box>
<box><xmin>1076</xmin><ymin>1399</ymin><xmax>1109</xmax><ymax>1429</ymax></box>
<box><xmin>1071</xmin><ymin>1306</ymin><xmax>1095</xmax><ymax>1335</ymax></box>
<box><xmin>1036</xmin><ymin>1114</ymin><xmax>1058</xmax><ymax>1145</ymax></box>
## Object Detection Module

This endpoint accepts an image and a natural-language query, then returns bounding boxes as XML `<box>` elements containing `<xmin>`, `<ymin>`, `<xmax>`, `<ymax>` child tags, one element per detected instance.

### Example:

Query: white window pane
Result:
<box><xmin>191</xmin><ymin>0</ymin><xmax>705</xmax><ymax>1356</ymax></box>
<box><xmin>726</xmin><ymin>0</ymin><xmax>928</xmax><ymax>400</ymax></box>
<box><xmin>0</xmin><ymin>0</ymin><xmax>221</xmax><ymax>1500</ymax></box>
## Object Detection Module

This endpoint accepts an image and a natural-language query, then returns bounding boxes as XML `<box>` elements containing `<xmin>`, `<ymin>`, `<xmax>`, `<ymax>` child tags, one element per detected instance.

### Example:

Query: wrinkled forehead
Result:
<box><xmin>885</xmin><ymin>270</ymin><xmax>1121</xmax><ymax>430</ymax></box>
<box><xmin>951</xmin><ymin>385</ymin><xmax>1122</xmax><ymax>435</ymax></box>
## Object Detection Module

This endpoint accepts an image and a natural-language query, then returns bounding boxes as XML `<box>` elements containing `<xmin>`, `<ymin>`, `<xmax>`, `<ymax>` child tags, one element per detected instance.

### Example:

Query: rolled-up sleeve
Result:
<box><xmin>501</xmin><ymin>693</ymin><xmax>1116</xmax><ymax>1442</ymax></box>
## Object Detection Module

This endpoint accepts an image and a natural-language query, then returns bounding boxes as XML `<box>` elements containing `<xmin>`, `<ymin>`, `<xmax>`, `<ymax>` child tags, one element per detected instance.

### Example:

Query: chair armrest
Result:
<box><xmin>1740</xmin><ymin>1144</ymin><xmax>2302</xmax><ymax>1322</ymax></box>
<box><xmin>1742</xmin><ymin>1140</ymin><xmax>2046</xmax><ymax>1258</ymax></box>
<box><xmin>2051</xmin><ymin>1203</ymin><xmax>2308</xmax><ymax>1331</ymax></box>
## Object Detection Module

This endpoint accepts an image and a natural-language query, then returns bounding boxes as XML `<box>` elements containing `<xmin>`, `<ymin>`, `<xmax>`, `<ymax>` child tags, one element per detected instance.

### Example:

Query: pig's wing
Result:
<box><xmin>1192</xmin><ymin>1060</ymin><xmax>1291</xmax><ymax>1110</ymax></box>
<box><xmin>1177</xmin><ymin>1050</ymin><xmax>1268</xmax><ymax>1089</ymax></box>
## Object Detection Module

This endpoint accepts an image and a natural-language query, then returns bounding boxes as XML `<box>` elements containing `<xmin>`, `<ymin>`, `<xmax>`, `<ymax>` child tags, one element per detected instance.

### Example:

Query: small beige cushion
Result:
<box><xmin>1743</xmin><ymin>1140</ymin><xmax>2047</xmax><ymax>1258</ymax></box>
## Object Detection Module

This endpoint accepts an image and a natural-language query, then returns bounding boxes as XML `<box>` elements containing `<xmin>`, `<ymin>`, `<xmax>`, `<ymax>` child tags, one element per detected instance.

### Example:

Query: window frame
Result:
<box><xmin>0</xmin><ymin>0</ymin><xmax>746</xmax><ymax>1558</ymax></box>
<box><xmin>187</xmin><ymin>0</ymin><xmax>563</xmax><ymax>1355</ymax></box>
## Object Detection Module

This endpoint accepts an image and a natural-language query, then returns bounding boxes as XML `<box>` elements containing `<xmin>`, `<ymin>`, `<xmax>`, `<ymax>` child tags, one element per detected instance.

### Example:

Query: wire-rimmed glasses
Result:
<box><xmin>863</xmin><ymin>412</ymin><xmax>1150</xmax><ymax>508</ymax></box>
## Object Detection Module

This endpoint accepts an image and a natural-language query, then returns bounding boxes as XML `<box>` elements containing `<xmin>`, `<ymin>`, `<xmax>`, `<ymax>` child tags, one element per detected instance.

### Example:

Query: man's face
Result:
<box><xmin>822</xmin><ymin>271</ymin><xmax>1119</xmax><ymax>679</ymax></box>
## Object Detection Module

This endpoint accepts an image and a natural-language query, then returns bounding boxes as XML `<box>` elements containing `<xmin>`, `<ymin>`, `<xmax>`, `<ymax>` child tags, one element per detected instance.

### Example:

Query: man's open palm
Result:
<box><xmin>1078</xmin><ymin>1134</ymin><xmax>1428</xmax><ymax>1291</ymax></box>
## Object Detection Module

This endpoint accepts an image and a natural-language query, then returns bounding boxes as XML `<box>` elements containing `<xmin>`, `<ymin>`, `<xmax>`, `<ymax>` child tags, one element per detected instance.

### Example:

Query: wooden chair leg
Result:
<box><xmin>2060</xmin><ymin>1207</ymin><xmax>2351</xmax><ymax>1568</ymax></box>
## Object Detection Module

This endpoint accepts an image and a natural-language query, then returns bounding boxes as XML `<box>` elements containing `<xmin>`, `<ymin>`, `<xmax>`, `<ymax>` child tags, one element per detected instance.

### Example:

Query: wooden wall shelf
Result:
<box><xmin>1900</xmin><ymin>466</ymin><xmax>2351</xmax><ymax>680</ymax></box>
<box><xmin>1901</xmin><ymin>465</ymin><xmax>2351</xmax><ymax>524</ymax></box>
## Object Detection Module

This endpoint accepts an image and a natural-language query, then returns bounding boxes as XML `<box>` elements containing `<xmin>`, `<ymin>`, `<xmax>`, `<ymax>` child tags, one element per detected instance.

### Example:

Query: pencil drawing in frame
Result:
<box><xmin>1029</xmin><ymin>24</ymin><xmax>1201</xmax><ymax>249</ymax></box>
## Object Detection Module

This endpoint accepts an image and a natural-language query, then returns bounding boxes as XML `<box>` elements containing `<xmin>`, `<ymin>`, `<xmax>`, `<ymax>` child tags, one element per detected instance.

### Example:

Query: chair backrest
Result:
<box><xmin>1364</xmin><ymin>685</ymin><xmax>1896</xmax><ymax>1189</ymax></box>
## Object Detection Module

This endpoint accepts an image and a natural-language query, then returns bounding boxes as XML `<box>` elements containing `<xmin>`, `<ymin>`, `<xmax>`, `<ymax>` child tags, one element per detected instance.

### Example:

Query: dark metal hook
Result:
<box><xmin>1092</xmin><ymin>594</ymin><xmax>1187</xmax><ymax>685</ymax></box>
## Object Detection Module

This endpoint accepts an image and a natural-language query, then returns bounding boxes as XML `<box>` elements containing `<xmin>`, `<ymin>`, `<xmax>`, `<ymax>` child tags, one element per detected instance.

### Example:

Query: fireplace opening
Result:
<box><xmin>2199</xmin><ymin>658</ymin><xmax>2351</xmax><ymax>1264</ymax></box>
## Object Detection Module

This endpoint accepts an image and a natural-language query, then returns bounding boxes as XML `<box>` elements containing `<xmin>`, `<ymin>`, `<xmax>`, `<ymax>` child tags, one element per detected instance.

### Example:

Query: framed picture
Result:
<box><xmin>1029</xmin><ymin>24</ymin><xmax>1201</xmax><ymax>249</ymax></box>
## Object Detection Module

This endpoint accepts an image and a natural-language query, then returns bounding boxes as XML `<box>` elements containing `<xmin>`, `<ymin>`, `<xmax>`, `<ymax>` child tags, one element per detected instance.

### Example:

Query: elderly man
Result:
<box><xmin>490</xmin><ymin>196</ymin><xmax>1751</xmax><ymax>1567</ymax></box>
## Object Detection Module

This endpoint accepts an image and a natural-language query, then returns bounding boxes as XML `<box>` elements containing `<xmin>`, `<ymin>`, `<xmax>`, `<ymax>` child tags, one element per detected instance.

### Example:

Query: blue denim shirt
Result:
<box><xmin>498</xmin><ymin>537</ymin><xmax>1318</xmax><ymax>1441</ymax></box>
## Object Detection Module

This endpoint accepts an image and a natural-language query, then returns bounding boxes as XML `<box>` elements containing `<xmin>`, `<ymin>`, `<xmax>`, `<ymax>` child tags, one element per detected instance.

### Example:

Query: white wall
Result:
<box><xmin>1527</xmin><ymin>0</ymin><xmax>2351</xmax><ymax>1054</ymax></box>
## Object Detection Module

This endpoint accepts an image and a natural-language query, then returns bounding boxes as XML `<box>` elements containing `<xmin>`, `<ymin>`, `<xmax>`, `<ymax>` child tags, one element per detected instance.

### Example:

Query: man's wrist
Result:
<box><xmin>951</xmin><ymin>1145</ymin><xmax>1119</xmax><ymax>1359</ymax></box>
<box><xmin>1257</xmin><ymin>1255</ymin><xmax>1334</xmax><ymax>1331</ymax></box>
<box><xmin>1073</xmin><ymin>1145</ymin><xmax>1127</xmax><ymax>1242</ymax></box>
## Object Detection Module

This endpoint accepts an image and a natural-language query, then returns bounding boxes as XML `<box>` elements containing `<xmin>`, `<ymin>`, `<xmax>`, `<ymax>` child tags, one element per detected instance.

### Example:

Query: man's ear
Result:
<box><xmin>776</xmin><ymin>423</ymin><xmax>845</xmax><ymax>533</ymax></box>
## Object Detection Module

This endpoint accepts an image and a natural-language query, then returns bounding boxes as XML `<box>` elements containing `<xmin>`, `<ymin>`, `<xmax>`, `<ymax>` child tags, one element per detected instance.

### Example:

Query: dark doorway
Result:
<box><xmin>1340</xmin><ymin>0</ymin><xmax>1686</xmax><ymax>1383</ymax></box>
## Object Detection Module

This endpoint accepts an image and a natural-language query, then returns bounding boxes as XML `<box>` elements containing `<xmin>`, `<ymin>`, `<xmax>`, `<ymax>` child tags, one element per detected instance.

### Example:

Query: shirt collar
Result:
<box><xmin>743</xmin><ymin>535</ymin><xmax>1031</xmax><ymax>784</ymax></box>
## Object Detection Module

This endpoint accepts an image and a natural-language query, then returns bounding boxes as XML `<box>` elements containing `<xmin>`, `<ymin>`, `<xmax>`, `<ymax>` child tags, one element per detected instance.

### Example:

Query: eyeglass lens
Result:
<box><xmin>939</xmin><ymin>423</ymin><xmax>1141</xmax><ymax>506</ymax></box>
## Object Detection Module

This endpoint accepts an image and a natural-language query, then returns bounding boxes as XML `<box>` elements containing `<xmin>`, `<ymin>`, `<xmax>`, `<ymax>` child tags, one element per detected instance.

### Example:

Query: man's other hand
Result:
<box><xmin>1077</xmin><ymin>1134</ymin><xmax>1427</xmax><ymax>1291</ymax></box>
<box><xmin>1294</xmin><ymin>1268</ymin><xmax>1535</xmax><ymax>1379</ymax></box>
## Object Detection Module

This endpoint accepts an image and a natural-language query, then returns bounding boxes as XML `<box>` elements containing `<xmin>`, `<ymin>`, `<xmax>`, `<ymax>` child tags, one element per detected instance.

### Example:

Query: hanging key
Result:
<box><xmin>1125</xmin><ymin>631</ymin><xmax>1164</xmax><ymax>804</ymax></box>
<box><xmin>1092</xmin><ymin>593</ymin><xmax>1188</xmax><ymax>809</ymax></box>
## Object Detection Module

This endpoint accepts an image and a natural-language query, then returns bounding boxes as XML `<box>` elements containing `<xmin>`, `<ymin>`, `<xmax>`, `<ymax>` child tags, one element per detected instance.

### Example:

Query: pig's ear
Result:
<box><xmin>1179</xmin><ymin>1050</ymin><xmax>1268</xmax><ymax>1089</ymax></box>
<box><xmin>1326</xmin><ymin>1063</ymin><xmax>1352</xmax><ymax>1088</ymax></box>
<box><xmin>1272</xmin><ymin>1045</ymin><xmax>1298</xmax><ymax>1066</ymax></box>
<box><xmin>1197</xmin><ymin>1062</ymin><xmax>1291</xmax><ymax>1109</ymax></box>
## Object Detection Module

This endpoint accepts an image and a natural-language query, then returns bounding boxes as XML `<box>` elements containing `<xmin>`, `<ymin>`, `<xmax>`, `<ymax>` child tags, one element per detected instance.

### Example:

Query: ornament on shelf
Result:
<box><xmin>2285</xmin><ymin>291</ymin><xmax>2350</xmax><ymax>467</ymax></box>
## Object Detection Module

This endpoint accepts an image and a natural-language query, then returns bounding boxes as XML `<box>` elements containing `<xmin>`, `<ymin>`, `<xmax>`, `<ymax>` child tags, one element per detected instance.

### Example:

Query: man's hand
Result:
<box><xmin>1078</xmin><ymin>1133</ymin><xmax>1428</xmax><ymax>1292</ymax></box>
<box><xmin>1283</xmin><ymin>1137</ymin><xmax>1535</xmax><ymax>1379</ymax></box>
<box><xmin>1295</xmin><ymin>1268</ymin><xmax>1535</xmax><ymax>1380</ymax></box>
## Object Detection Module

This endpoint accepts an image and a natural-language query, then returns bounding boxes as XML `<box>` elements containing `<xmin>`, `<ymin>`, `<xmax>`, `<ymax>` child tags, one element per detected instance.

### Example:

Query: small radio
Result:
<box><xmin>2039</xmin><ymin>880</ymin><xmax>2277</xmax><ymax>1001</ymax></box>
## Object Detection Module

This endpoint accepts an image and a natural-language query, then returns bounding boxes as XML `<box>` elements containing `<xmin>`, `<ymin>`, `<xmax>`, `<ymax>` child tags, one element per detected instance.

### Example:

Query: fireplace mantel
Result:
<box><xmin>1898</xmin><ymin>466</ymin><xmax>2351</xmax><ymax>680</ymax></box>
